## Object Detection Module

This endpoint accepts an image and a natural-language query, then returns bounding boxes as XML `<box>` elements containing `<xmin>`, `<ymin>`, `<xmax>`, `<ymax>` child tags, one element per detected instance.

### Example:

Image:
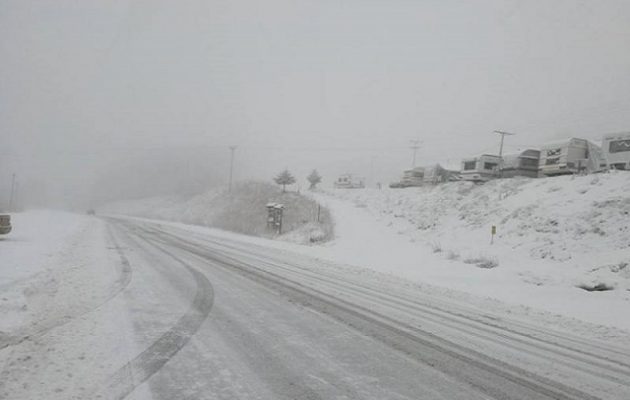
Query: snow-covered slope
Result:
<box><xmin>103</xmin><ymin>173</ymin><xmax>630</xmax><ymax>329</ymax></box>
<box><xmin>102</xmin><ymin>182</ymin><xmax>334</xmax><ymax>244</ymax></box>
<box><xmin>302</xmin><ymin>171</ymin><xmax>630</xmax><ymax>329</ymax></box>
<box><xmin>322</xmin><ymin>171</ymin><xmax>629</xmax><ymax>279</ymax></box>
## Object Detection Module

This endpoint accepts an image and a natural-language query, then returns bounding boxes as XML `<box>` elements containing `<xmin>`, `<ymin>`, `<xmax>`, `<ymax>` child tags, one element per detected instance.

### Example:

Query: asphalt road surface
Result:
<box><xmin>3</xmin><ymin>217</ymin><xmax>630</xmax><ymax>400</ymax></box>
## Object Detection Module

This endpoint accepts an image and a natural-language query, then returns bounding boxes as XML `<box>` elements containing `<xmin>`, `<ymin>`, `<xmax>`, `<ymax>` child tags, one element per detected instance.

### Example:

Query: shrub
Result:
<box><xmin>446</xmin><ymin>250</ymin><xmax>460</xmax><ymax>260</ymax></box>
<box><xmin>430</xmin><ymin>242</ymin><xmax>443</xmax><ymax>253</ymax></box>
<box><xmin>463</xmin><ymin>255</ymin><xmax>499</xmax><ymax>269</ymax></box>
<box><xmin>576</xmin><ymin>283</ymin><xmax>614</xmax><ymax>292</ymax></box>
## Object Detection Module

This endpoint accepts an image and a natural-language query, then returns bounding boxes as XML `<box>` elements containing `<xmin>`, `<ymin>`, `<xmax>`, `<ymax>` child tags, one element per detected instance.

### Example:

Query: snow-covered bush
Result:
<box><xmin>445</xmin><ymin>250</ymin><xmax>460</xmax><ymax>260</ymax></box>
<box><xmin>430</xmin><ymin>242</ymin><xmax>443</xmax><ymax>253</ymax></box>
<box><xmin>463</xmin><ymin>255</ymin><xmax>499</xmax><ymax>269</ymax></box>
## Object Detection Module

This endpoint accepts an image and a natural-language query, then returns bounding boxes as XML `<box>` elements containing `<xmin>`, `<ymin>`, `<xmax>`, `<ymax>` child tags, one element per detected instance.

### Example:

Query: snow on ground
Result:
<box><xmin>0</xmin><ymin>210</ymin><xmax>90</xmax><ymax>286</ymax></box>
<box><xmin>307</xmin><ymin>171</ymin><xmax>630</xmax><ymax>330</ymax></box>
<box><xmin>0</xmin><ymin>210</ymin><xmax>142</xmax><ymax>400</ymax></box>
<box><xmin>107</xmin><ymin>172</ymin><xmax>630</xmax><ymax>332</ymax></box>
<box><xmin>102</xmin><ymin>182</ymin><xmax>333</xmax><ymax>244</ymax></box>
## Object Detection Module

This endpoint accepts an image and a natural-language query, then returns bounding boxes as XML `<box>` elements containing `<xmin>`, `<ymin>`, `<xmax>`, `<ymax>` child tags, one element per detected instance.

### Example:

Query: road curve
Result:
<box><xmin>103</xmin><ymin>217</ymin><xmax>630</xmax><ymax>400</ymax></box>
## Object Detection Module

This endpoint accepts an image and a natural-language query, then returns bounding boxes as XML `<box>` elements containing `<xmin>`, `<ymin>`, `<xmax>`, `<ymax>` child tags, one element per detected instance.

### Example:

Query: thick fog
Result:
<box><xmin>2</xmin><ymin>0</ymin><xmax>629</xmax><ymax>210</ymax></box>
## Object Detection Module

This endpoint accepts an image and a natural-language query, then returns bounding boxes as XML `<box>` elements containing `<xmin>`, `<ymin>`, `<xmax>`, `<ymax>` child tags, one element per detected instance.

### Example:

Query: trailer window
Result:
<box><xmin>546</xmin><ymin>148</ymin><xmax>562</xmax><ymax>157</ymax></box>
<box><xmin>483</xmin><ymin>162</ymin><xmax>498</xmax><ymax>170</ymax></box>
<box><xmin>609</xmin><ymin>139</ymin><xmax>630</xmax><ymax>153</ymax></box>
<box><xmin>521</xmin><ymin>158</ymin><xmax>538</xmax><ymax>167</ymax></box>
<box><xmin>546</xmin><ymin>158</ymin><xmax>559</xmax><ymax>165</ymax></box>
<box><xmin>463</xmin><ymin>161</ymin><xmax>476</xmax><ymax>170</ymax></box>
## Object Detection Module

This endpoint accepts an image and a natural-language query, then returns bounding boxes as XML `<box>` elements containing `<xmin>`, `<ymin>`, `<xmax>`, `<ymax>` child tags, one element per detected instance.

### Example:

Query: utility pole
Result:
<box><xmin>369</xmin><ymin>155</ymin><xmax>376</xmax><ymax>187</ymax></box>
<box><xmin>409</xmin><ymin>139</ymin><xmax>421</xmax><ymax>168</ymax></box>
<box><xmin>494</xmin><ymin>130</ymin><xmax>516</xmax><ymax>158</ymax></box>
<box><xmin>228</xmin><ymin>146</ymin><xmax>237</xmax><ymax>193</ymax></box>
<box><xmin>494</xmin><ymin>130</ymin><xmax>516</xmax><ymax>177</ymax></box>
<box><xmin>8</xmin><ymin>173</ymin><xmax>16</xmax><ymax>211</ymax></box>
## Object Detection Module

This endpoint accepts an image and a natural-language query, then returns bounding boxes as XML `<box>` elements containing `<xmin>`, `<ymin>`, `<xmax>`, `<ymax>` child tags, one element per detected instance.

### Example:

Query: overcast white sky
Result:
<box><xmin>2</xmin><ymin>0</ymin><xmax>630</xmax><ymax>208</ymax></box>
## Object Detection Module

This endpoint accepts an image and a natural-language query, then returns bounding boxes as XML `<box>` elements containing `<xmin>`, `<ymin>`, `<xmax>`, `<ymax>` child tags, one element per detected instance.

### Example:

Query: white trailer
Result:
<box><xmin>539</xmin><ymin>138</ymin><xmax>606</xmax><ymax>176</ymax></box>
<box><xmin>334</xmin><ymin>174</ymin><xmax>365</xmax><ymax>189</ymax></box>
<box><xmin>500</xmin><ymin>149</ymin><xmax>540</xmax><ymax>178</ymax></box>
<box><xmin>400</xmin><ymin>167</ymin><xmax>425</xmax><ymax>187</ymax></box>
<box><xmin>423</xmin><ymin>164</ymin><xmax>460</xmax><ymax>184</ymax></box>
<box><xmin>602</xmin><ymin>132</ymin><xmax>630</xmax><ymax>170</ymax></box>
<box><xmin>460</xmin><ymin>154</ymin><xmax>502</xmax><ymax>182</ymax></box>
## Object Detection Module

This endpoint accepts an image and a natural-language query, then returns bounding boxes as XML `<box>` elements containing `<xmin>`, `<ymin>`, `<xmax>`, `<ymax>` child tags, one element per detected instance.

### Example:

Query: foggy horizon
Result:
<box><xmin>2</xmin><ymin>0</ymin><xmax>629</xmax><ymax>210</ymax></box>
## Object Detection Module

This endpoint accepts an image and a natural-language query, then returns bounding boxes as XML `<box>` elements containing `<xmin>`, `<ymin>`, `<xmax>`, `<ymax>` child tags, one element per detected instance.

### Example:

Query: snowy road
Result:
<box><xmin>2</xmin><ymin>216</ymin><xmax>630</xmax><ymax>399</ymax></box>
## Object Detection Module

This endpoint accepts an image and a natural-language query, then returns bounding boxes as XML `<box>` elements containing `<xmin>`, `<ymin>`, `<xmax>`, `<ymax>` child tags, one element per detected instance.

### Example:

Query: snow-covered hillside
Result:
<box><xmin>322</xmin><ymin>171</ymin><xmax>630</xmax><ymax>280</ymax></box>
<box><xmin>102</xmin><ymin>182</ymin><xmax>334</xmax><ymax>244</ymax></box>
<box><xmin>99</xmin><ymin>173</ymin><xmax>630</xmax><ymax>329</ymax></box>
<box><xmin>297</xmin><ymin>171</ymin><xmax>630</xmax><ymax>330</ymax></box>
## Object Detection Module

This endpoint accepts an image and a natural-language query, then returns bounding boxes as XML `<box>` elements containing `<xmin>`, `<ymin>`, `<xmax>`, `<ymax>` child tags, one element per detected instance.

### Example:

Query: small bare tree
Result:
<box><xmin>274</xmin><ymin>169</ymin><xmax>296</xmax><ymax>192</ymax></box>
<box><xmin>307</xmin><ymin>169</ymin><xmax>322</xmax><ymax>190</ymax></box>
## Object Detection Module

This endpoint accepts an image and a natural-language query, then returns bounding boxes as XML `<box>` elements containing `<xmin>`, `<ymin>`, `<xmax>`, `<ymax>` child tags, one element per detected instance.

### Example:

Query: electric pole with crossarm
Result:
<box><xmin>494</xmin><ymin>130</ymin><xmax>516</xmax><ymax>158</ymax></box>
<box><xmin>494</xmin><ymin>130</ymin><xmax>516</xmax><ymax>177</ymax></box>
<box><xmin>409</xmin><ymin>139</ymin><xmax>421</xmax><ymax>168</ymax></box>
<box><xmin>228</xmin><ymin>146</ymin><xmax>237</xmax><ymax>193</ymax></box>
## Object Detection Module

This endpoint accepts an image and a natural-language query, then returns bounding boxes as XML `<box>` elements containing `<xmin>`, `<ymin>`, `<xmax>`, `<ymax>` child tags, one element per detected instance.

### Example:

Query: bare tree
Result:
<box><xmin>274</xmin><ymin>169</ymin><xmax>296</xmax><ymax>192</ymax></box>
<box><xmin>307</xmin><ymin>169</ymin><xmax>322</xmax><ymax>190</ymax></box>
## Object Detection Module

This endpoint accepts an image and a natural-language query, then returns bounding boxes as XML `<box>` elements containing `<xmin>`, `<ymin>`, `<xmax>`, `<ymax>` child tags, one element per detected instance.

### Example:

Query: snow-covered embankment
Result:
<box><xmin>308</xmin><ymin>171</ymin><xmax>630</xmax><ymax>330</ymax></box>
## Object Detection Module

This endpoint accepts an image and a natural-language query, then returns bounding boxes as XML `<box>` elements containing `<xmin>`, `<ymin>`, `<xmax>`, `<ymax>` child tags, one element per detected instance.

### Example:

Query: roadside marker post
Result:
<box><xmin>491</xmin><ymin>225</ymin><xmax>497</xmax><ymax>244</ymax></box>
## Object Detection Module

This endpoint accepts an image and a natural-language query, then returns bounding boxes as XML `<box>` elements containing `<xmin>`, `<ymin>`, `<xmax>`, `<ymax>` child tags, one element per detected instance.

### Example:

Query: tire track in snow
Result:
<box><xmin>163</xmin><ymin>223</ymin><xmax>630</xmax><ymax>370</ymax></box>
<box><xmin>96</xmin><ymin>226</ymin><xmax>214</xmax><ymax>400</ymax></box>
<box><xmin>189</xmin><ymin>234</ymin><xmax>630</xmax><ymax>385</ymax></box>
<box><xmin>0</xmin><ymin>224</ymin><xmax>133</xmax><ymax>350</ymax></box>
<box><xmin>150</xmin><ymin>228</ymin><xmax>603</xmax><ymax>400</ymax></box>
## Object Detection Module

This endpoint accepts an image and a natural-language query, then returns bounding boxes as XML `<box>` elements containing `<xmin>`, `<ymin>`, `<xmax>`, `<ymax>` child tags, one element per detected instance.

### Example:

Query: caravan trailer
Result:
<box><xmin>400</xmin><ymin>167</ymin><xmax>425</xmax><ymax>187</ymax></box>
<box><xmin>334</xmin><ymin>174</ymin><xmax>365</xmax><ymax>189</ymax></box>
<box><xmin>500</xmin><ymin>149</ymin><xmax>540</xmax><ymax>178</ymax></box>
<box><xmin>539</xmin><ymin>138</ymin><xmax>606</xmax><ymax>176</ymax></box>
<box><xmin>602</xmin><ymin>132</ymin><xmax>630</xmax><ymax>170</ymax></box>
<box><xmin>460</xmin><ymin>154</ymin><xmax>501</xmax><ymax>182</ymax></box>
<box><xmin>423</xmin><ymin>164</ymin><xmax>460</xmax><ymax>184</ymax></box>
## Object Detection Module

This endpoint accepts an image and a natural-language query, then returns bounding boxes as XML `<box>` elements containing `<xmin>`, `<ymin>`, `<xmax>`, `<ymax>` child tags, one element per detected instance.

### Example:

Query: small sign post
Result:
<box><xmin>266</xmin><ymin>203</ymin><xmax>285</xmax><ymax>235</ymax></box>
<box><xmin>491</xmin><ymin>225</ymin><xmax>497</xmax><ymax>245</ymax></box>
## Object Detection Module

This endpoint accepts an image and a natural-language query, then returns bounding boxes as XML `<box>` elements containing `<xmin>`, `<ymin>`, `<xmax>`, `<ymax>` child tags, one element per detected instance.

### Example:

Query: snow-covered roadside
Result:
<box><xmin>112</xmin><ymin>171</ymin><xmax>630</xmax><ymax>335</ymax></box>
<box><xmin>309</xmin><ymin>191</ymin><xmax>630</xmax><ymax>331</ymax></box>
<box><xmin>102</xmin><ymin>182</ymin><xmax>333</xmax><ymax>245</ymax></box>
<box><xmin>0</xmin><ymin>210</ymin><xmax>143</xmax><ymax>400</ymax></box>
<box><xmin>0</xmin><ymin>211</ymin><xmax>90</xmax><ymax>287</ymax></box>
<box><xmin>306</xmin><ymin>172</ymin><xmax>630</xmax><ymax>331</ymax></box>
